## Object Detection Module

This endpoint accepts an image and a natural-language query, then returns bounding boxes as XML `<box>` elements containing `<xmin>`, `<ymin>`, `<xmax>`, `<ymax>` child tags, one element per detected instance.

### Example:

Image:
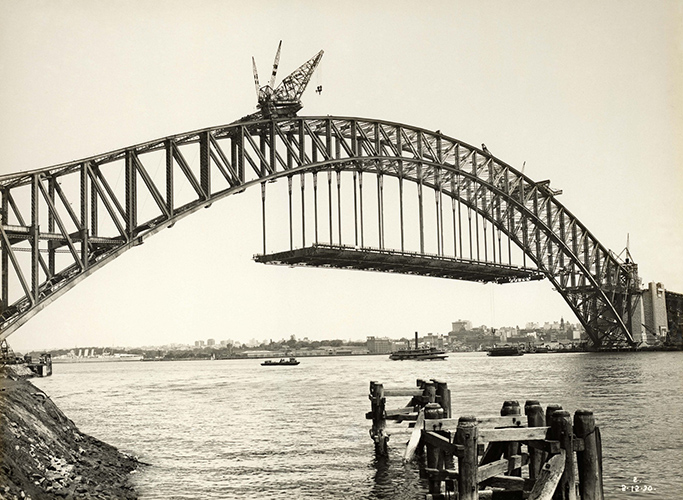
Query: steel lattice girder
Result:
<box><xmin>0</xmin><ymin>116</ymin><xmax>640</xmax><ymax>347</ymax></box>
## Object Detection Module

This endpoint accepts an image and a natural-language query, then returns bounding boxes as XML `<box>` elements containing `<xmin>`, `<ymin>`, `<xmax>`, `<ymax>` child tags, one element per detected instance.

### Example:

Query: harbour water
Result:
<box><xmin>33</xmin><ymin>351</ymin><xmax>682</xmax><ymax>499</ymax></box>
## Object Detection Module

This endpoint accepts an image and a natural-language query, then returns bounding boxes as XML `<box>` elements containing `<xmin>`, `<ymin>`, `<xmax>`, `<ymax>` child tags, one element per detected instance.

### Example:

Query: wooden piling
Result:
<box><xmin>456</xmin><ymin>415</ymin><xmax>479</xmax><ymax>500</ymax></box>
<box><xmin>573</xmin><ymin>410</ymin><xmax>604</xmax><ymax>500</ymax></box>
<box><xmin>550</xmin><ymin>410</ymin><xmax>576</xmax><ymax>500</ymax></box>
<box><xmin>525</xmin><ymin>400</ymin><xmax>545</xmax><ymax>480</ymax></box>
<box><xmin>424</xmin><ymin>402</ymin><xmax>445</xmax><ymax>495</ymax></box>
<box><xmin>502</xmin><ymin>400</ymin><xmax>522</xmax><ymax>476</ymax></box>
<box><xmin>369</xmin><ymin>381</ymin><xmax>388</xmax><ymax>456</ymax></box>
<box><xmin>424</xmin><ymin>381</ymin><xmax>437</xmax><ymax>404</ymax></box>
<box><xmin>433</xmin><ymin>380</ymin><xmax>451</xmax><ymax>418</ymax></box>
<box><xmin>545</xmin><ymin>404</ymin><xmax>562</xmax><ymax>427</ymax></box>
<box><xmin>436</xmin><ymin>381</ymin><xmax>455</xmax><ymax>477</ymax></box>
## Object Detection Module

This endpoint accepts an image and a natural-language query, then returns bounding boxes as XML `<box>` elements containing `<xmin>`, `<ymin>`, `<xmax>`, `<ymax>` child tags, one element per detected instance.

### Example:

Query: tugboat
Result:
<box><xmin>487</xmin><ymin>344</ymin><xmax>524</xmax><ymax>357</ymax></box>
<box><xmin>261</xmin><ymin>357</ymin><xmax>300</xmax><ymax>366</ymax></box>
<box><xmin>389</xmin><ymin>332</ymin><xmax>448</xmax><ymax>361</ymax></box>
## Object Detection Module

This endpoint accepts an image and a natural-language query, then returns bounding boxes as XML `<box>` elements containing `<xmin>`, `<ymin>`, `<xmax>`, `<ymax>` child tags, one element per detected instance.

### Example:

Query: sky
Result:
<box><xmin>1</xmin><ymin>0</ymin><xmax>681</xmax><ymax>351</ymax></box>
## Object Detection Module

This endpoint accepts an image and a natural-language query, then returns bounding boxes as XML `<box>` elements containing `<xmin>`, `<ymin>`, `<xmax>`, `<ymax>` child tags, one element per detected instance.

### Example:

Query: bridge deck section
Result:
<box><xmin>254</xmin><ymin>244</ymin><xmax>545</xmax><ymax>284</ymax></box>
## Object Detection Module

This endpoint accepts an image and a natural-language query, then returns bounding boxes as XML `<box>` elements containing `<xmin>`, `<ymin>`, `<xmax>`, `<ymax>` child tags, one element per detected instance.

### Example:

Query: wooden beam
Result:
<box><xmin>478</xmin><ymin>454</ymin><xmax>529</xmax><ymax>482</ymax></box>
<box><xmin>403</xmin><ymin>409</ymin><xmax>425</xmax><ymax>462</ymax></box>
<box><xmin>383</xmin><ymin>388</ymin><xmax>424</xmax><ymax>397</ymax></box>
<box><xmin>422</xmin><ymin>430</ymin><xmax>459</xmax><ymax>455</ymax></box>
<box><xmin>528</xmin><ymin>450</ymin><xmax>566</xmax><ymax>500</ymax></box>
<box><xmin>422</xmin><ymin>415</ymin><xmax>527</xmax><ymax>431</ymax></box>
<box><xmin>479</xmin><ymin>427</ymin><xmax>549</xmax><ymax>443</ymax></box>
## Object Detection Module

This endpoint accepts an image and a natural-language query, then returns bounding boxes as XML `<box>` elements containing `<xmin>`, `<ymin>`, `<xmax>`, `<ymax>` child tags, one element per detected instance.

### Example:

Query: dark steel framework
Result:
<box><xmin>0</xmin><ymin>116</ymin><xmax>640</xmax><ymax>348</ymax></box>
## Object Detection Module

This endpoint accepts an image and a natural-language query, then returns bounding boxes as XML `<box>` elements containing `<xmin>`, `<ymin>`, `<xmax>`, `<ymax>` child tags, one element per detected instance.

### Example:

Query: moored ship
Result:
<box><xmin>487</xmin><ymin>345</ymin><xmax>524</xmax><ymax>357</ymax></box>
<box><xmin>389</xmin><ymin>332</ymin><xmax>448</xmax><ymax>361</ymax></box>
<box><xmin>52</xmin><ymin>349</ymin><xmax>143</xmax><ymax>363</ymax></box>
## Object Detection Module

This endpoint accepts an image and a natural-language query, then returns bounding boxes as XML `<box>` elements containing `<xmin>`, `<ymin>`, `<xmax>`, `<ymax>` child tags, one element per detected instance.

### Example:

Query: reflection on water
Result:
<box><xmin>34</xmin><ymin>352</ymin><xmax>682</xmax><ymax>499</ymax></box>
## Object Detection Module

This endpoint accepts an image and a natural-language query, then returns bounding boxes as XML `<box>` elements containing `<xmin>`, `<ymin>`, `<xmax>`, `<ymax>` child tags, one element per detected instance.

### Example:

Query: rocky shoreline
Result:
<box><xmin>0</xmin><ymin>366</ymin><xmax>140</xmax><ymax>500</ymax></box>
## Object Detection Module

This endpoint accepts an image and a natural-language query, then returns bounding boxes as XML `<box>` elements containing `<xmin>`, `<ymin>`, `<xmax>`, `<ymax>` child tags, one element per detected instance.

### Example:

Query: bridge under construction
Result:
<box><xmin>1</xmin><ymin>43</ymin><xmax>680</xmax><ymax>349</ymax></box>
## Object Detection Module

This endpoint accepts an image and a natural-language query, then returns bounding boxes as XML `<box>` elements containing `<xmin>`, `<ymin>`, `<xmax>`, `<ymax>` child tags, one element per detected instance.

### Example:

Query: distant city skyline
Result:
<box><xmin>21</xmin><ymin>316</ymin><xmax>584</xmax><ymax>352</ymax></box>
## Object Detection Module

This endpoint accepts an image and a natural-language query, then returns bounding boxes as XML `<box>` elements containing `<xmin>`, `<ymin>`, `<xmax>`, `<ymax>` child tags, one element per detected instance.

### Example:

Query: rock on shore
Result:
<box><xmin>0</xmin><ymin>366</ymin><xmax>140</xmax><ymax>500</ymax></box>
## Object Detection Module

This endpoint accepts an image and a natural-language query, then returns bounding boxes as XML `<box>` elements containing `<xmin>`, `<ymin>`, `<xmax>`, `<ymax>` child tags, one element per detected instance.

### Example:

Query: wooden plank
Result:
<box><xmin>423</xmin><ymin>416</ymin><xmax>526</xmax><ymax>431</ymax></box>
<box><xmin>528</xmin><ymin>450</ymin><xmax>566</xmax><ymax>500</ymax></box>
<box><xmin>383</xmin><ymin>388</ymin><xmax>423</xmax><ymax>397</ymax></box>
<box><xmin>422</xmin><ymin>430</ymin><xmax>458</xmax><ymax>454</ymax></box>
<box><xmin>388</xmin><ymin>412</ymin><xmax>418</xmax><ymax>421</ymax></box>
<box><xmin>403</xmin><ymin>408</ymin><xmax>424</xmax><ymax>462</ymax></box>
<box><xmin>479</xmin><ymin>426</ymin><xmax>549</xmax><ymax>443</ymax></box>
<box><xmin>385</xmin><ymin>406</ymin><xmax>416</xmax><ymax>417</ymax></box>
<box><xmin>481</xmin><ymin>475</ymin><xmax>532</xmax><ymax>491</ymax></box>
<box><xmin>528</xmin><ymin>439</ymin><xmax>561</xmax><ymax>454</ymax></box>
<box><xmin>478</xmin><ymin>415</ymin><xmax>526</xmax><ymax>427</ymax></box>
<box><xmin>422</xmin><ymin>467</ymin><xmax>459</xmax><ymax>481</ymax></box>
<box><xmin>478</xmin><ymin>454</ymin><xmax>528</xmax><ymax>482</ymax></box>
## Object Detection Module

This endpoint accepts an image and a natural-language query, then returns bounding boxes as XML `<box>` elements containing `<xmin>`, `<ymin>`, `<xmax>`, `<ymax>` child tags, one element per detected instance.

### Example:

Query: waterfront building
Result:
<box><xmin>641</xmin><ymin>282</ymin><xmax>668</xmax><ymax>343</ymax></box>
<box><xmin>451</xmin><ymin>320</ymin><xmax>472</xmax><ymax>333</ymax></box>
<box><xmin>366</xmin><ymin>336</ymin><xmax>394</xmax><ymax>354</ymax></box>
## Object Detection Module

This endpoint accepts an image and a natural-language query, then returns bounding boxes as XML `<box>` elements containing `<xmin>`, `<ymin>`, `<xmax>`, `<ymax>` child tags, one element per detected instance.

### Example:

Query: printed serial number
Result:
<box><xmin>621</xmin><ymin>484</ymin><xmax>656</xmax><ymax>492</ymax></box>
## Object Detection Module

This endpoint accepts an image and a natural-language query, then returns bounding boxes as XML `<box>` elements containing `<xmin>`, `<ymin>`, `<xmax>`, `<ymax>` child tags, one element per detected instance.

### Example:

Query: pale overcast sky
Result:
<box><xmin>1</xmin><ymin>0</ymin><xmax>681</xmax><ymax>350</ymax></box>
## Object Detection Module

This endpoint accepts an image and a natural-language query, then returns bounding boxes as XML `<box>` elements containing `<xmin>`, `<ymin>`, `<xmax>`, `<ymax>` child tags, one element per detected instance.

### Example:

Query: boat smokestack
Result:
<box><xmin>415</xmin><ymin>331</ymin><xmax>419</xmax><ymax>349</ymax></box>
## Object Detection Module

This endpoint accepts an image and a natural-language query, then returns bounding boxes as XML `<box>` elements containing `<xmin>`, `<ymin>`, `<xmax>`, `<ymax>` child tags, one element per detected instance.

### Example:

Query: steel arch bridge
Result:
<box><xmin>0</xmin><ymin>116</ymin><xmax>640</xmax><ymax>348</ymax></box>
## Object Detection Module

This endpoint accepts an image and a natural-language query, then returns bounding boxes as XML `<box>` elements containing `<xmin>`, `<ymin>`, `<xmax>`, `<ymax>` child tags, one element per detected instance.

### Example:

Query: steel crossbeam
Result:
<box><xmin>0</xmin><ymin>116</ymin><xmax>640</xmax><ymax>347</ymax></box>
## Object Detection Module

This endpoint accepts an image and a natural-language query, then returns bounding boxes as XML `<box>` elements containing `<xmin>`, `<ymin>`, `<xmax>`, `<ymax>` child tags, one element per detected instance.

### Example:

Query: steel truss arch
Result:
<box><xmin>0</xmin><ymin>116</ymin><xmax>640</xmax><ymax>347</ymax></box>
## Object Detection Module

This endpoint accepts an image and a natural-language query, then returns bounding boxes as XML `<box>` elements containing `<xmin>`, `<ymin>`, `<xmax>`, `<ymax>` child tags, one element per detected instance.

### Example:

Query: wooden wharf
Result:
<box><xmin>367</xmin><ymin>379</ymin><xmax>604</xmax><ymax>500</ymax></box>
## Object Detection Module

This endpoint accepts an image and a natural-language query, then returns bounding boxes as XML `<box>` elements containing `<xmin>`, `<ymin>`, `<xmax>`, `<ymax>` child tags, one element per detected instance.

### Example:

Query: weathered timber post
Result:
<box><xmin>424</xmin><ymin>402</ymin><xmax>445</xmax><ymax>496</ymax></box>
<box><xmin>408</xmin><ymin>379</ymin><xmax>427</xmax><ymax>408</ymax></box>
<box><xmin>434</xmin><ymin>379</ymin><xmax>455</xmax><ymax>489</ymax></box>
<box><xmin>423</xmin><ymin>381</ymin><xmax>437</xmax><ymax>404</ymax></box>
<box><xmin>434</xmin><ymin>380</ymin><xmax>452</xmax><ymax>418</ymax></box>
<box><xmin>550</xmin><ymin>410</ymin><xmax>576</xmax><ymax>500</ymax></box>
<box><xmin>546</xmin><ymin>404</ymin><xmax>563</xmax><ymax>427</ymax></box>
<box><xmin>456</xmin><ymin>416</ymin><xmax>479</xmax><ymax>500</ymax></box>
<box><xmin>574</xmin><ymin>410</ymin><xmax>604</xmax><ymax>500</ymax></box>
<box><xmin>526</xmin><ymin>400</ymin><xmax>545</xmax><ymax>480</ymax></box>
<box><xmin>369</xmin><ymin>381</ymin><xmax>388</xmax><ymax>455</ymax></box>
<box><xmin>503</xmin><ymin>400</ymin><xmax>522</xmax><ymax>476</ymax></box>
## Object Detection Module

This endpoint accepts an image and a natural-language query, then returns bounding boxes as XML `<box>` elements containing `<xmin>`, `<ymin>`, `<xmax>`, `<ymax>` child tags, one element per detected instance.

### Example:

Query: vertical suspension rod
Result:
<box><xmin>301</xmin><ymin>174</ymin><xmax>306</xmax><ymax>247</ymax></box>
<box><xmin>435</xmin><ymin>172</ymin><xmax>443</xmax><ymax>256</ymax></box>
<box><xmin>328</xmin><ymin>171</ymin><xmax>333</xmax><ymax>244</ymax></box>
<box><xmin>397</xmin><ymin>126</ymin><xmax>404</xmax><ymax>252</ymax></box>
<box><xmin>337</xmin><ymin>171</ymin><xmax>342</xmax><ymax>245</ymax></box>
<box><xmin>288</xmin><ymin>176</ymin><xmax>293</xmax><ymax>250</ymax></box>
<box><xmin>451</xmin><ymin>176</ymin><xmax>457</xmax><ymax>259</ymax></box>
<box><xmin>313</xmin><ymin>172</ymin><xmax>318</xmax><ymax>244</ymax></box>
<box><xmin>261</xmin><ymin>182</ymin><xmax>267</xmax><ymax>254</ymax></box>
<box><xmin>377</xmin><ymin>174</ymin><xmax>384</xmax><ymax>249</ymax></box>
<box><xmin>418</xmin><ymin>170</ymin><xmax>425</xmax><ymax>254</ymax></box>
<box><xmin>353</xmin><ymin>171</ymin><xmax>358</xmax><ymax>246</ymax></box>
<box><xmin>359</xmin><ymin>171</ymin><xmax>364</xmax><ymax>247</ymax></box>
<box><xmin>399</xmin><ymin>176</ymin><xmax>404</xmax><ymax>252</ymax></box>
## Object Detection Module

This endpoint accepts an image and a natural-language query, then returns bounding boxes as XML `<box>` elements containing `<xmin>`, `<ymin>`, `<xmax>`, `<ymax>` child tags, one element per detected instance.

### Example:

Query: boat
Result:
<box><xmin>487</xmin><ymin>345</ymin><xmax>524</xmax><ymax>357</ymax></box>
<box><xmin>52</xmin><ymin>351</ymin><xmax>144</xmax><ymax>363</ymax></box>
<box><xmin>389</xmin><ymin>332</ymin><xmax>448</xmax><ymax>361</ymax></box>
<box><xmin>261</xmin><ymin>357</ymin><xmax>300</xmax><ymax>366</ymax></box>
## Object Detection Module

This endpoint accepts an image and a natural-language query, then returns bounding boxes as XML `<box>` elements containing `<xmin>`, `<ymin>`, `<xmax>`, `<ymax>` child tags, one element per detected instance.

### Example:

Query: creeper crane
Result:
<box><xmin>250</xmin><ymin>41</ymin><xmax>324</xmax><ymax>119</ymax></box>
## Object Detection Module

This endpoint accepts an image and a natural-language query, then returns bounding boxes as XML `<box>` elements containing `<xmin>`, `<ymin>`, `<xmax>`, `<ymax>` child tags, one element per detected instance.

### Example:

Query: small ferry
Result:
<box><xmin>261</xmin><ymin>357</ymin><xmax>300</xmax><ymax>366</ymax></box>
<box><xmin>487</xmin><ymin>345</ymin><xmax>524</xmax><ymax>357</ymax></box>
<box><xmin>389</xmin><ymin>332</ymin><xmax>448</xmax><ymax>361</ymax></box>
